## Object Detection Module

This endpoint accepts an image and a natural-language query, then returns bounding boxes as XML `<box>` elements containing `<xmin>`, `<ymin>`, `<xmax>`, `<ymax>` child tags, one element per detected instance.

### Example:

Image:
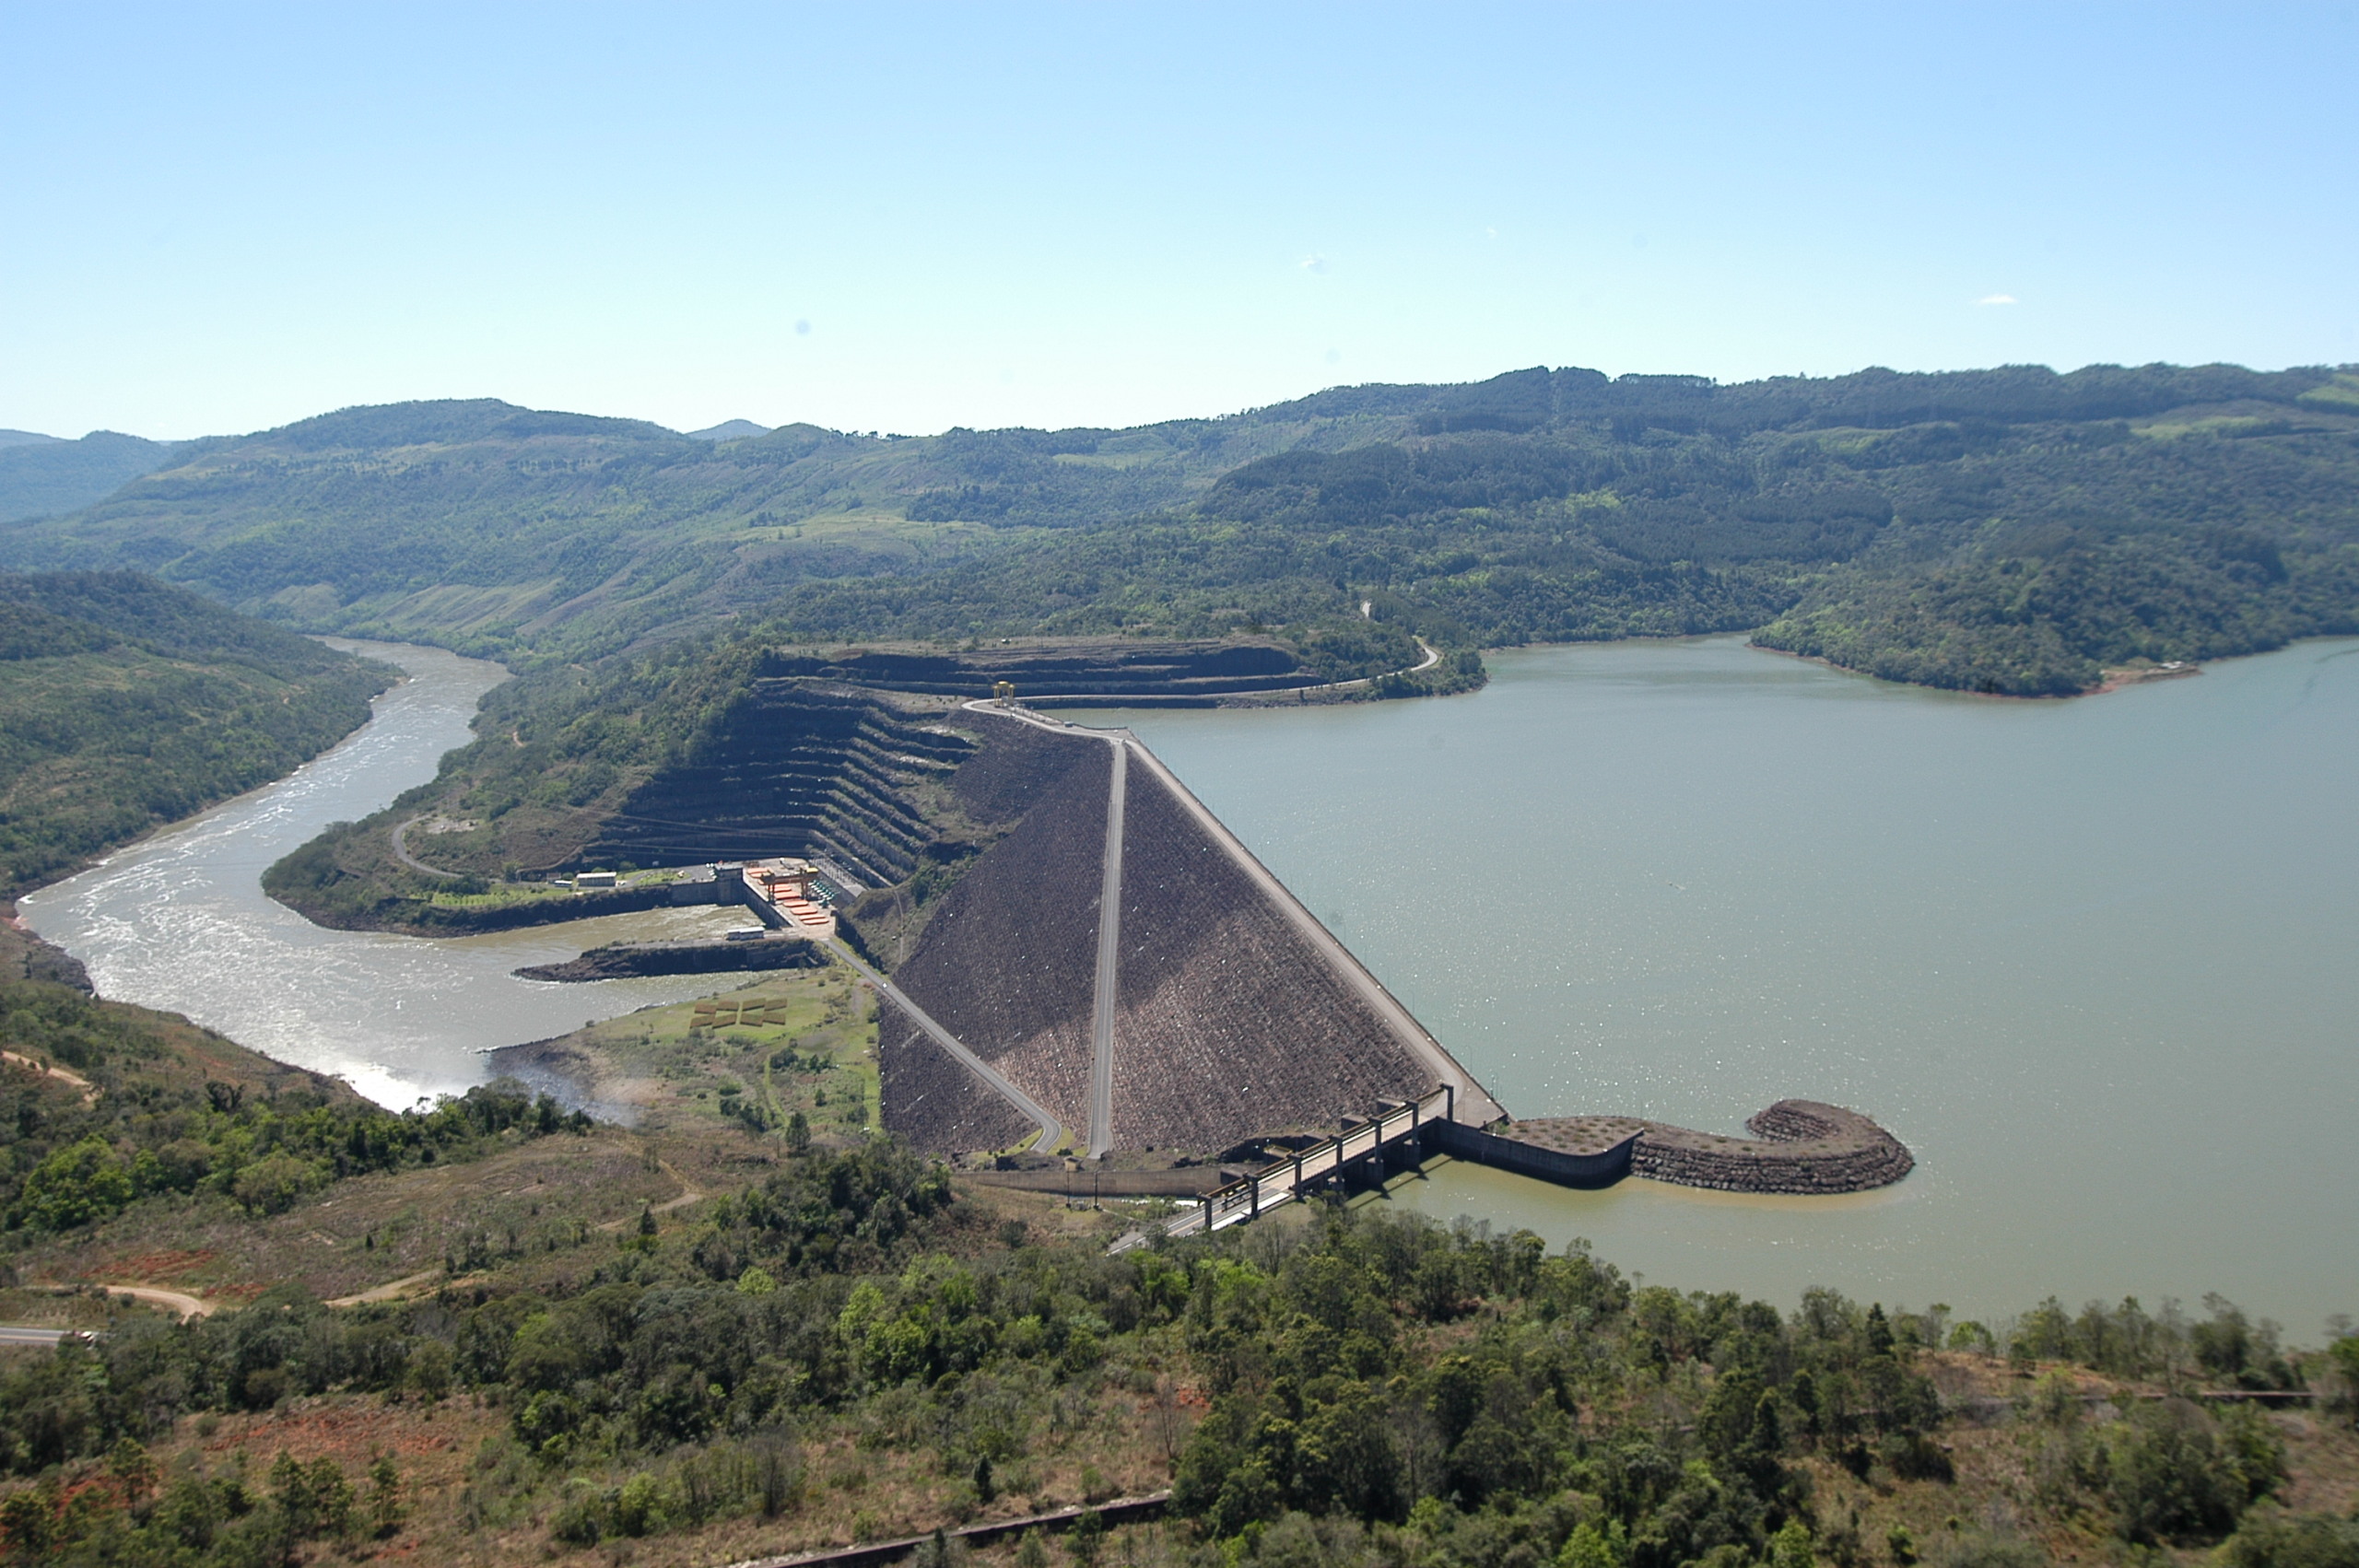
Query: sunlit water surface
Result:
<box><xmin>20</xmin><ymin>641</ymin><xmax>750</xmax><ymax>1110</ymax></box>
<box><xmin>1073</xmin><ymin>637</ymin><xmax>2359</xmax><ymax>1335</ymax></box>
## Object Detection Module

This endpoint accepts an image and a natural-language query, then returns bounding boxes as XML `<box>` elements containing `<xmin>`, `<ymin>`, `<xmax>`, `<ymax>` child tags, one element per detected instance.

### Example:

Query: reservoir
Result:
<box><xmin>1078</xmin><ymin>637</ymin><xmax>2359</xmax><ymax>1337</ymax></box>
<box><xmin>21</xmin><ymin>633</ymin><xmax>2358</xmax><ymax>1333</ymax></box>
<box><xmin>18</xmin><ymin>640</ymin><xmax>756</xmax><ymax>1109</ymax></box>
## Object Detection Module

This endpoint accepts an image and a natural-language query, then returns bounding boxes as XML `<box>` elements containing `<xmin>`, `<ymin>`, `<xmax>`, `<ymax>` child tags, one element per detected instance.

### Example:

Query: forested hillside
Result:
<box><xmin>0</xmin><ymin>432</ymin><xmax>172</xmax><ymax>526</ymax></box>
<box><xmin>1</xmin><ymin>1050</ymin><xmax>2354</xmax><ymax>1568</ymax></box>
<box><xmin>6</xmin><ymin>363</ymin><xmax>2358</xmax><ymax>694</ymax></box>
<box><xmin>0</xmin><ymin>573</ymin><xmax>393</xmax><ymax>897</ymax></box>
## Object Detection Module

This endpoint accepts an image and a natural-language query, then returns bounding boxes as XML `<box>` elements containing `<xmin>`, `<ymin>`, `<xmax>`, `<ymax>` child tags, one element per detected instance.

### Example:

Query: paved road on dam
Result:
<box><xmin>1087</xmin><ymin>739</ymin><xmax>1128</xmax><ymax>1157</ymax></box>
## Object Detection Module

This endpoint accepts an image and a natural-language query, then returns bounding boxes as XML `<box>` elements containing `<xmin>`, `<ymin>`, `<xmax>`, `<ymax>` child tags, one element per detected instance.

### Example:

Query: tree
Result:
<box><xmin>1068</xmin><ymin>1508</ymin><xmax>1105</xmax><ymax>1568</ymax></box>
<box><xmin>15</xmin><ymin>1136</ymin><xmax>132</xmax><ymax>1230</ymax></box>
<box><xmin>367</xmin><ymin>1457</ymin><xmax>404</xmax><ymax>1538</ymax></box>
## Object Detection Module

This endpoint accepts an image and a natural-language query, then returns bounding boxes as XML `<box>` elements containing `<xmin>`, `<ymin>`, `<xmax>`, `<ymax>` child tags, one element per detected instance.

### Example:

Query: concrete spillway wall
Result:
<box><xmin>1426</xmin><ymin>1119</ymin><xmax>1639</xmax><ymax>1187</ymax></box>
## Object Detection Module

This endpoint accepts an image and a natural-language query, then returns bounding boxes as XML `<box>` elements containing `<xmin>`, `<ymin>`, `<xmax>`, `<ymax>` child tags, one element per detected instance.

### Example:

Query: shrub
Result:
<box><xmin>2219</xmin><ymin>1507</ymin><xmax>2359</xmax><ymax>1568</ymax></box>
<box><xmin>231</xmin><ymin>1153</ymin><xmax>325</xmax><ymax>1216</ymax></box>
<box><xmin>2105</xmin><ymin>1399</ymin><xmax>2280</xmax><ymax>1543</ymax></box>
<box><xmin>13</xmin><ymin>1136</ymin><xmax>132</xmax><ymax>1230</ymax></box>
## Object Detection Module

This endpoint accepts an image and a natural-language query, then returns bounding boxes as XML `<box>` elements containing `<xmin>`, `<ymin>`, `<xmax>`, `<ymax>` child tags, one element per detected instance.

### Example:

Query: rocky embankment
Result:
<box><xmin>1629</xmin><ymin>1100</ymin><xmax>1913</xmax><ymax>1194</ymax></box>
<box><xmin>513</xmin><ymin>937</ymin><xmax>827</xmax><ymax>983</ymax></box>
<box><xmin>1</xmin><ymin>915</ymin><xmax>91</xmax><ymax>991</ymax></box>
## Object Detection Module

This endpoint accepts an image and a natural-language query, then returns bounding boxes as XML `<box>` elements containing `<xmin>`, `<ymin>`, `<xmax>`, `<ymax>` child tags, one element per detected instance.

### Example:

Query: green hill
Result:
<box><xmin>0</xmin><ymin>431</ymin><xmax>173</xmax><ymax>525</ymax></box>
<box><xmin>7</xmin><ymin>363</ymin><xmax>2359</xmax><ymax>693</ymax></box>
<box><xmin>0</xmin><ymin>396</ymin><xmax>1381</xmax><ymax>661</ymax></box>
<box><xmin>0</xmin><ymin>572</ymin><xmax>395</xmax><ymax>898</ymax></box>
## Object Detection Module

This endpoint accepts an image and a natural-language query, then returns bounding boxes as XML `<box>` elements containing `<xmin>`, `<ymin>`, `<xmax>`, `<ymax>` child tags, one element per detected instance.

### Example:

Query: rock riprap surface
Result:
<box><xmin>1637</xmin><ymin>1100</ymin><xmax>1913</xmax><ymax>1193</ymax></box>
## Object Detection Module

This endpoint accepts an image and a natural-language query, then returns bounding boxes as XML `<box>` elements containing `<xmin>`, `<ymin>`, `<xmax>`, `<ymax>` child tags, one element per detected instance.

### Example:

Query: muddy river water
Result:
<box><xmin>20</xmin><ymin>641</ymin><xmax>750</xmax><ymax>1109</ymax></box>
<box><xmin>23</xmin><ymin>634</ymin><xmax>2359</xmax><ymax>1332</ymax></box>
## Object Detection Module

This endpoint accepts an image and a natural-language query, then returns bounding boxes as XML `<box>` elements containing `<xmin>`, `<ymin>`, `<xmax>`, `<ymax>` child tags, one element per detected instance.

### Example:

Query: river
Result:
<box><xmin>18</xmin><ymin>640</ymin><xmax>757</xmax><ymax>1109</ymax></box>
<box><xmin>1075</xmin><ymin>637</ymin><xmax>2359</xmax><ymax>1337</ymax></box>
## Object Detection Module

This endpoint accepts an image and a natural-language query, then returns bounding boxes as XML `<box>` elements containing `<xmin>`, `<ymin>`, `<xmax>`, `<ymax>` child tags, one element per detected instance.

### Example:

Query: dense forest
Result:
<box><xmin>0</xmin><ymin>432</ymin><xmax>172</xmax><ymax>529</ymax></box>
<box><xmin>0</xmin><ymin>573</ymin><xmax>393</xmax><ymax>898</ymax></box>
<box><xmin>6</xmin><ymin>363</ymin><xmax>2356</xmax><ymax>696</ymax></box>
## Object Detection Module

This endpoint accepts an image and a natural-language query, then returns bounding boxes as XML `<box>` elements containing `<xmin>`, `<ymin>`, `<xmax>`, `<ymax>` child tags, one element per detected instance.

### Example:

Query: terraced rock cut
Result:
<box><xmin>581</xmin><ymin>683</ymin><xmax>972</xmax><ymax>886</ymax></box>
<box><xmin>763</xmin><ymin>638</ymin><xmax>1320</xmax><ymax>706</ymax></box>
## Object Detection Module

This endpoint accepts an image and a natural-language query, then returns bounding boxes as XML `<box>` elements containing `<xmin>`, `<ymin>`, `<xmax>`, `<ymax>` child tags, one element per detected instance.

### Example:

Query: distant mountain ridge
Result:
<box><xmin>687</xmin><ymin>418</ymin><xmax>771</xmax><ymax>441</ymax></box>
<box><xmin>0</xmin><ymin>430</ymin><xmax>173</xmax><ymax>524</ymax></box>
<box><xmin>4</xmin><ymin>361</ymin><xmax>2356</xmax><ymax>694</ymax></box>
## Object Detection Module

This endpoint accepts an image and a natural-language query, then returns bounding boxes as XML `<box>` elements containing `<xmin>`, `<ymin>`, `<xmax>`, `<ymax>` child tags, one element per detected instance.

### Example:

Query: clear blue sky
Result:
<box><xmin>4</xmin><ymin>3</ymin><xmax>2354</xmax><ymax>441</ymax></box>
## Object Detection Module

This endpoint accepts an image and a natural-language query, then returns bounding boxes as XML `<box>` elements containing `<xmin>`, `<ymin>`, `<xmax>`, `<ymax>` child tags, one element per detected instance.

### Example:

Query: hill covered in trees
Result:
<box><xmin>0</xmin><ymin>572</ymin><xmax>393</xmax><ymax>898</ymax></box>
<box><xmin>6</xmin><ymin>362</ymin><xmax>2358</xmax><ymax>695</ymax></box>
<box><xmin>0</xmin><ymin>432</ymin><xmax>174</xmax><ymax>527</ymax></box>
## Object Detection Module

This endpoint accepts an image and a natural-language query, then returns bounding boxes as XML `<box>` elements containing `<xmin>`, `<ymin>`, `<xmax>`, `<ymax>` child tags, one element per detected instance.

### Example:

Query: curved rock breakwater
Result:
<box><xmin>1630</xmin><ymin>1100</ymin><xmax>1913</xmax><ymax>1194</ymax></box>
<box><xmin>1484</xmin><ymin>1100</ymin><xmax>1913</xmax><ymax>1195</ymax></box>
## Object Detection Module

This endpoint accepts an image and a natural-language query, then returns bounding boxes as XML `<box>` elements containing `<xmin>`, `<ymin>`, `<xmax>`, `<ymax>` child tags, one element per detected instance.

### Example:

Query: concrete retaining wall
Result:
<box><xmin>1428</xmin><ymin>1119</ymin><xmax>1638</xmax><ymax>1187</ymax></box>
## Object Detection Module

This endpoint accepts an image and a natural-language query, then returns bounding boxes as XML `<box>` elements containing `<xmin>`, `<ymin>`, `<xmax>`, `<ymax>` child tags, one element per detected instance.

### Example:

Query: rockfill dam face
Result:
<box><xmin>867</xmin><ymin>708</ymin><xmax>1492</xmax><ymax>1158</ymax></box>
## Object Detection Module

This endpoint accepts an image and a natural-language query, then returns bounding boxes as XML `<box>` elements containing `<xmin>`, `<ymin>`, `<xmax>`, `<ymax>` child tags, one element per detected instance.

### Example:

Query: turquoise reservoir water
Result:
<box><xmin>1078</xmin><ymin>638</ymin><xmax>2359</xmax><ymax>1337</ymax></box>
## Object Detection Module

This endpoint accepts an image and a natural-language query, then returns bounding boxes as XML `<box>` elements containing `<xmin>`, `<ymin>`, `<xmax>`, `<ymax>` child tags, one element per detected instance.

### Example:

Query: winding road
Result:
<box><xmin>0</xmin><ymin>1282</ymin><xmax>215</xmax><ymax>1343</ymax></box>
<box><xmin>389</xmin><ymin>816</ymin><xmax>462</xmax><ymax>879</ymax></box>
